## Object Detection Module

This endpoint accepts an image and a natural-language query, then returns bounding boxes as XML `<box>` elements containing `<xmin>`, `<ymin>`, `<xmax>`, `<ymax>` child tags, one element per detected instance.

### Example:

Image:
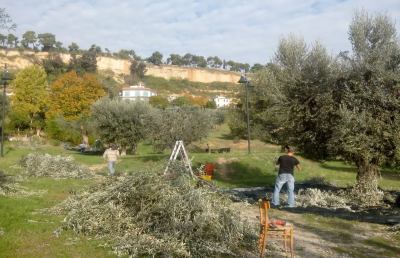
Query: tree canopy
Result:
<box><xmin>10</xmin><ymin>65</ymin><xmax>48</xmax><ymax>134</ymax></box>
<box><xmin>0</xmin><ymin>8</ymin><xmax>16</xmax><ymax>31</ymax></box>
<box><xmin>91</xmin><ymin>99</ymin><xmax>152</xmax><ymax>153</ymax></box>
<box><xmin>147</xmin><ymin>51</ymin><xmax>163</xmax><ymax>65</ymax></box>
<box><xmin>47</xmin><ymin>71</ymin><xmax>105</xmax><ymax>121</ymax></box>
<box><xmin>233</xmin><ymin>11</ymin><xmax>400</xmax><ymax>204</ymax></box>
<box><xmin>38</xmin><ymin>33</ymin><xmax>56</xmax><ymax>51</ymax></box>
<box><xmin>21</xmin><ymin>31</ymin><xmax>36</xmax><ymax>48</ymax></box>
<box><xmin>147</xmin><ymin>107</ymin><xmax>212</xmax><ymax>151</ymax></box>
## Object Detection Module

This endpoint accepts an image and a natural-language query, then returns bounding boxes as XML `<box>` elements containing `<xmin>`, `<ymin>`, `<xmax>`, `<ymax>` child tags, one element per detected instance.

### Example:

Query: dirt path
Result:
<box><xmin>236</xmin><ymin>203</ymin><xmax>398</xmax><ymax>258</ymax></box>
<box><xmin>236</xmin><ymin>204</ymin><xmax>337</xmax><ymax>257</ymax></box>
<box><xmin>88</xmin><ymin>163</ymin><xmax>107</xmax><ymax>172</ymax></box>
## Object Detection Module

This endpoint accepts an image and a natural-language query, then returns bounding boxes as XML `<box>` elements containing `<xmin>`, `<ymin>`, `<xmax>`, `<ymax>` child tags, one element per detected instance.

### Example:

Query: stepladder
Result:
<box><xmin>164</xmin><ymin>140</ymin><xmax>194</xmax><ymax>177</ymax></box>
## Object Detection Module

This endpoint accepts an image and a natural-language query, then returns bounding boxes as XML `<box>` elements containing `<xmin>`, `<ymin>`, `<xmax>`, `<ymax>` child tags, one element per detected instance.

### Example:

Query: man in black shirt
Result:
<box><xmin>272</xmin><ymin>145</ymin><xmax>301</xmax><ymax>207</ymax></box>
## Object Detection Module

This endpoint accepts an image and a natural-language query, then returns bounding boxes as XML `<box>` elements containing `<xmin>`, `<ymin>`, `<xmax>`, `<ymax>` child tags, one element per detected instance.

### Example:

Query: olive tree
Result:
<box><xmin>147</xmin><ymin>107</ymin><xmax>212</xmax><ymax>152</ymax></box>
<box><xmin>240</xmin><ymin>12</ymin><xmax>400</xmax><ymax>205</ymax></box>
<box><xmin>91</xmin><ymin>99</ymin><xmax>153</xmax><ymax>155</ymax></box>
<box><xmin>329</xmin><ymin>12</ymin><xmax>400</xmax><ymax>203</ymax></box>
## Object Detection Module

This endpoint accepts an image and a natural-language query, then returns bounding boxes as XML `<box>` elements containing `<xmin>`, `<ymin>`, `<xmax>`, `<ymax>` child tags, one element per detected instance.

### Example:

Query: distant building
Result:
<box><xmin>167</xmin><ymin>94</ymin><xmax>180</xmax><ymax>102</ymax></box>
<box><xmin>4</xmin><ymin>89</ymin><xmax>13</xmax><ymax>97</ymax></box>
<box><xmin>214</xmin><ymin>96</ymin><xmax>231</xmax><ymax>108</ymax></box>
<box><xmin>120</xmin><ymin>82</ymin><xmax>157</xmax><ymax>101</ymax></box>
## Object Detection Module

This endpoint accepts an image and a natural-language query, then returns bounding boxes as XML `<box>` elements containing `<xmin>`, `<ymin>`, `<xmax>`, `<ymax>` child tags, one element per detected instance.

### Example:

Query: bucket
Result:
<box><xmin>200</xmin><ymin>175</ymin><xmax>212</xmax><ymax>181</ymax></box>
<box><xmin>204</xmin><ymin>163</ymin><xmax>215</xmax><ymax>176</ymax></box>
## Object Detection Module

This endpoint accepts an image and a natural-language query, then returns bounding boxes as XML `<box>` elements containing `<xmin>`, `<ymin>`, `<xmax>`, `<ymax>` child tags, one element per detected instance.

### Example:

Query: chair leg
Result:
<box><xmin>284</xmin><ymin>235</ymin><xmax>287</xmax><ymax>252</ymax></box>
<box><xmin>290</xmin><ymin>229</ymin><xmax>294</xmax><ymax>258</ymax></box>
<box><xmin>258</xmin><ymin>227</ymin><xmax>267</xmax><ymax>258</ymax></box>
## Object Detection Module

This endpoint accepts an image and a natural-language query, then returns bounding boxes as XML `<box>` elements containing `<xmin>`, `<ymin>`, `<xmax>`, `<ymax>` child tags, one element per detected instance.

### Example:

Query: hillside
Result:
<box><xmin>0</xmin><ymin>49</ymin><xmax>241</xmax><ymax>84</ymax></box>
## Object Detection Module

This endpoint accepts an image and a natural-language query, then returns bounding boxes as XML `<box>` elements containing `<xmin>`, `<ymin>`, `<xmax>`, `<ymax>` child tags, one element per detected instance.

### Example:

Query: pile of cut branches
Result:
<box><xmin>0</xmin><ymin>170</ymin><xmax>42</xmax><ymax>197</ymax></box>
<box><xmin>296</xmin><ymin>188</ymin><xmax>352</xmax><ymax>210</ymax></box>
<box><xmin>20</xmin><ymin>153</ymin><xmax>93</xmax><ymax>179</ymax></box>
<box><xmin>295</xmin><ymin>177</ymin><xmax>386</xmax><ymax>210</ymax></box>
<box><xmin>389</xmin><ymin>224</ymin><xmax>400</xmax><ymax>234</ymax></box>
<box><xmin>53</xmin><ymin>170</ymin><xmax>257</xmax><ymax>257</ymax></box>
<box><xmin>0</xmin><ymin>170</ymin><xmax>15</xmax><ymax>196</ymax></box>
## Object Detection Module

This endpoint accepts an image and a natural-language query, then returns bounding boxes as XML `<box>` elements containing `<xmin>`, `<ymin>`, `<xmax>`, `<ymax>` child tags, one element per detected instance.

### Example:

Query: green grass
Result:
<box><xmin>190</xmin><ymin>124</ymin><xmax>400</xmax><ymax>190</ymax></box>
<box><xmin>0</xmin><ymin>178</ymin><xmax>114</xmax><ymax>258</ymax></box>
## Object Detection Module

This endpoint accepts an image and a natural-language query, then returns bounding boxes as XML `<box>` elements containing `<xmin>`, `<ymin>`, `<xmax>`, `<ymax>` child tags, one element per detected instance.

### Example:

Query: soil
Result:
<box><xmin>229</xmin><ymin>183</ymin><xmax>400</xmax><ymax>258</ymax></box>
<box><xmin>88</xmin><ymin>163</ymin><xmax>107</xmax><ymax>172</ymax></box>
<box><xmin>227</xmin><ymin>186</ymin><xmax>400</xmax><ymax>225</ymax></box>
<box><xmin>216</xmin><ymin>157</ymin><xmax>238</xmax><ymax>180</ymax></box>
<box><xmin>236</xmin><ymin>203</ymin><xmax>398</xmax><ymax>258</ymax></box>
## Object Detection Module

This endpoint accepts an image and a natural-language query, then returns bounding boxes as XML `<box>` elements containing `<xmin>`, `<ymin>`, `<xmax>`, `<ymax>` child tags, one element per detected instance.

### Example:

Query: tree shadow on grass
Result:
<box><xmin>319</xmin><ymin>163</ymin><xmax>356</xmax><ymax>173</ymax></box>
<box><xmin>214</xmin><ymin>161</ymin><xmax>276</xmax><ymax>187</ymax></box>
<box><xmin>320</xmin><ymin>162</ymin><xmax>400</xmax><ymax>181</ymax></box>
<box><xmin>363</xmin><ymin>238</ymin><xmax>400</xmax><ymax>254</ymax></box>
<box><xmin>218</xmin><ymin>133</ymin><xmax>235</xmax><ymax>140</ymax></box>
<box><xmin>135</xmin><ymin>154</ymin><xmax>169</xmax><ymax>163</ymax></box>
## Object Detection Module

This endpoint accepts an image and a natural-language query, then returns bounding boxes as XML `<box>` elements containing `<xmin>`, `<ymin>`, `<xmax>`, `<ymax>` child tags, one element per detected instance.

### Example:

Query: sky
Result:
<box><xmin>2</xmin><ymin>0</ymin><xmax>400</xmax><ymax>64</ymax></box>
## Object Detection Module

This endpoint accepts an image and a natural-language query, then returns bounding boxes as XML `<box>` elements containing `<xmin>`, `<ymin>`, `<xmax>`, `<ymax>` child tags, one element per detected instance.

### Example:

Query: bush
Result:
<box><xmin>53</xmin><ymin>171</ymin><xmax>257</xmax><ymax>257</ymax></box>
<box><xmin>46</xmin><ymin>117</ymin><xmax>82</xmax><ymax>144</ymax></box>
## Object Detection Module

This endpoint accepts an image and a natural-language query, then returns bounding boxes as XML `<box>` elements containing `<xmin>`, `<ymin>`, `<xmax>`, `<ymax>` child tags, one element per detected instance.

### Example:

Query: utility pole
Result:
<box><xmin>1</xmin><ymin>64</ymin><xmax>9</xmax><ymax>157</ymax></box>
<box><xmin>238</xmin><ymin>75</ymin><xmax>251</xmax><ymax>154</ymax></box>
<box><xmin>245</xmin><ymin>80</ymin><xmax>251</xmax><ymax>154</ymax></box>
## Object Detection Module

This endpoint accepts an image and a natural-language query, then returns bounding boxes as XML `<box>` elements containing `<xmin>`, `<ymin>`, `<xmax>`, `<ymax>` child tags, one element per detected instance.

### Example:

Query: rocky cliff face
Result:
<box><xmin>0</xmin><ymin>50</ymin><xmax>240</xmax><ymax>84</ymax></box>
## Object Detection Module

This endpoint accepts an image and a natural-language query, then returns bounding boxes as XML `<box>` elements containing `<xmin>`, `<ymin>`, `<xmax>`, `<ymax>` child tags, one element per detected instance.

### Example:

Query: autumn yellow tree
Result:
<box><xmin>48</xmin><ymin>71</ymin><xmax>106</xmax><ymax>144</ymax></box>
<box><xmin>10</xmin><ymin>65</ymin><xmax>48</xmax><ymax>136</ymax></box>
<box><xmin>191</xmin><ymin>96</ymin><xmax>208</xmax><ymax>107</ymax></box>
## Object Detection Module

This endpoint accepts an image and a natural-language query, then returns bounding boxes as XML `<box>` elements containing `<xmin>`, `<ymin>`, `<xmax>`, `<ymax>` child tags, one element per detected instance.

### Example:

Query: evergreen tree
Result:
<box><xmin>6</xmin><ymin>33</ymin><xmax>17</xmax><ymax>48</ymax></box>
<box><xmin>21</xmin><ymin>31</ymin><xmax>37</xmax><ymax>49</ymax></box>
<box><xmin>147</xmin><ymin>51</ymin><xmax>163</xmax><ymax>65</ymax></box>
<box><xmin>37</xmin><ymin>33</ymin><xmax>56</xmax><ymax>51</ymax></box>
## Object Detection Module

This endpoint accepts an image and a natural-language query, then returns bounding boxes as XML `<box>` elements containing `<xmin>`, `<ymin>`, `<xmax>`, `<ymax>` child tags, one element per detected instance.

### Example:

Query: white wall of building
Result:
<box><xmin>120</xmin><ymin>85</ymin><xmax>156</xmax><ymax>101</ymax></box>
<box><xmin>214</xmin><ymin>96</ymin><xmax>231</xmax><ymax>108</ymax></box>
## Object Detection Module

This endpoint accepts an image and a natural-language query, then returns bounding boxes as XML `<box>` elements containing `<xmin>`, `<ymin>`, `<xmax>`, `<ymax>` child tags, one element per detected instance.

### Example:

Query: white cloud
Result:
<box><xmin>2</xmin><ymin>0</ymin><xmax>400</xmax><ymax>64</ymax></box>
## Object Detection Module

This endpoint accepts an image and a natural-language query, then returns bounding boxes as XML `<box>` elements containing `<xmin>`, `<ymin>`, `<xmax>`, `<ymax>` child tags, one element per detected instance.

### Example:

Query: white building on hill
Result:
<box><xmin>120</xmin><ymin>82</ymin><xmax>157</xmax><ymax>101</ymax></box>
<box><xmin>214</xmin><ymin>96</ymin><xmax>231</xmax><ymax>108</ymax></box>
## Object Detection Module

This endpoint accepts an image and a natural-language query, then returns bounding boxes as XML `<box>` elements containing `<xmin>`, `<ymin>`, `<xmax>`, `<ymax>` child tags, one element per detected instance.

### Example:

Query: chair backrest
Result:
<box><xmin>258</xmin><ymin>198</ymin><xmax>270</xmax><ymax>226</ymax></box>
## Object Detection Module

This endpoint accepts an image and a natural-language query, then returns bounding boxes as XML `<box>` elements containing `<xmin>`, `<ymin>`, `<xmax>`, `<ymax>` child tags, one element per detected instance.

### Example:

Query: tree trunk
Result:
<box><xmin>36</xmin><ymin>128</ymin><xmax>41</xmax><ymax>137</ymax></box>
<box><xmin>131</xmin><ymin>144</ymin><xmax>137</xmax><ymax>155</ymax></box>
<box><xmin>120</xmin><ymin>147</ymin><xmax>127</xmax><ymax>156</ymax></box>
<box><xmin>80</xmin><ymin>125</ymin><xmax>89</xmax><ymax>146</ymax></box>
<box><xmin>29</xmin><ymin>118</ymin><xmax>34</xmax><ymax>136</ymax></box>
<box><xmin>352</xmin><ymin>161</ymin><xmax>382</xmax><ymax>206</ymax></box>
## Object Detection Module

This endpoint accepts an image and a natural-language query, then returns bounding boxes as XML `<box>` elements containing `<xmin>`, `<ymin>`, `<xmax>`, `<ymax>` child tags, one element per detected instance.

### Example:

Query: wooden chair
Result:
<box><xmin>258</xmin><ymin>198</ymin><xmax>294</xmax><ymax>258</ymax></box>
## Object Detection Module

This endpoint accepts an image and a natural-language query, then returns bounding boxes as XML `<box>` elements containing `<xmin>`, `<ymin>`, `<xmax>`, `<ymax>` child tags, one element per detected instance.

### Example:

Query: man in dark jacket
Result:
<box><xmin>272</xmin><ymin>145</ymin><xmax>301</xmax><ymax>207</ymax></box>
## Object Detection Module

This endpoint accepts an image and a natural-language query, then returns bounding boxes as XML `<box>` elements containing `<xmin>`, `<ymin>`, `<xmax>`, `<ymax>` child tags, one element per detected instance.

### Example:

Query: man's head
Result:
<box><xmin>111</xmin><ymin>144</ymin><xmax>118</xmax><ymax>150</ymax></box>
<box><xmin>284</xmin><ymin>145</ymin><xmax>294</xmax><ymax>155</ymax></box>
